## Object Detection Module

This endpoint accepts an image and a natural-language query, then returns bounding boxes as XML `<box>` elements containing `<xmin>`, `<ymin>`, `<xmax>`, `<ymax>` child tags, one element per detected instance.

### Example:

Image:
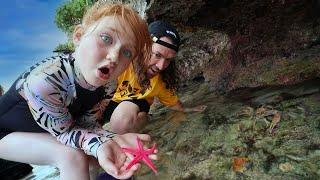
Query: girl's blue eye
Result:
<box><xmin>122</xmin><ymin>49</ymin><xmax>132</xmax><ymax>59</ymax></box>
<box><xmin>100</xmin><ymin>34</ymin><xmax>112</xmax><ymax>44</ymax></box>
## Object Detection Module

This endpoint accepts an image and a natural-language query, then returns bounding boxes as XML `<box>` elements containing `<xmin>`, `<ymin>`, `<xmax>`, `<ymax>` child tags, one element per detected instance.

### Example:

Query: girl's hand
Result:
<box><xmin>97</xmin><ymin>139</ymin><xmax>140</xmax><ymax>179</ymax></box>
<box><xmin>113</xmin><ymin>133</ymin><xmax>159</xmax><ymax>161</ymax></box>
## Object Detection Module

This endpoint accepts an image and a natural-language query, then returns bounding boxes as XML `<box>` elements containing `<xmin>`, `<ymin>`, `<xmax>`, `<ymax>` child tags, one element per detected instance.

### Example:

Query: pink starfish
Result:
<box><xmin>121</xmin><ymin>137</ymin><xmax>158</xmax><ymax>173</ymax></box>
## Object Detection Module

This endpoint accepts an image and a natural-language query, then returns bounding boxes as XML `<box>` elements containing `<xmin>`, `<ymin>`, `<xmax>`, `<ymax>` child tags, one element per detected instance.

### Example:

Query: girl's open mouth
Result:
<box><xmin>99</xmin><ymin>67</ymin><xmax>109</xmax><ymax>75</ymax></box>
<box><xmin>97</xmin><ymin>67</ymin><xmax>110</xmax><ymax>80</ymax></box>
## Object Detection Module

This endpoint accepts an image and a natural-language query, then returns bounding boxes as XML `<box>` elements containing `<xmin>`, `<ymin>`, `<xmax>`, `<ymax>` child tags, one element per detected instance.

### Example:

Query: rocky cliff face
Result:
<box><xmin>146</xmin><ymin>0</ymin><xmax>320</xmax><ymax>92</ymax></box>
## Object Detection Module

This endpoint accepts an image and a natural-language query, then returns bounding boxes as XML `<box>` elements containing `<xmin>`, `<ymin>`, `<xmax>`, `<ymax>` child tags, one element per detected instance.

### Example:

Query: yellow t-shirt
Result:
<box><xmin>112</xmin><ymin>64</ymin><xmax>179</xmax><ymax>106</ymax></box>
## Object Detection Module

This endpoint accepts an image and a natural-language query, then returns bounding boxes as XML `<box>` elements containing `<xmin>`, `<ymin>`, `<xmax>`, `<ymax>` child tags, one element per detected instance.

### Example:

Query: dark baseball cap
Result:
<box><xmin>148</xmin><ymin>20</ymin><xmax>181</xmax><ymax>52</ymax></box>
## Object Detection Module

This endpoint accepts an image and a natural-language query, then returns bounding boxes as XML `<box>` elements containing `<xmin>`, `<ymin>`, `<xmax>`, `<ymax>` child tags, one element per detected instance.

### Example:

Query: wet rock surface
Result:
<box><xmin>135</xmin><ymin>80</ymin><xmax>320</xmax><ymax>179</ymax></box>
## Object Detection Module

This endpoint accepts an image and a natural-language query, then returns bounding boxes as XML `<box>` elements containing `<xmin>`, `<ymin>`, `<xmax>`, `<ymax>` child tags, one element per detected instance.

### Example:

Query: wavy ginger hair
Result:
<box><xmin>77</xmin><ymin>2</ymin><xmax>151</xmax><ymax>89</ymax></box>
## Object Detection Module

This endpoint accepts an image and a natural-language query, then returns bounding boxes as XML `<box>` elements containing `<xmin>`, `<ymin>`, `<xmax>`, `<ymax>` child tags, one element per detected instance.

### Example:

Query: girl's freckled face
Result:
<box><xmin>74</xmin><ymin>16</ymin><xmax>136</xmax><ymax>87</ymax></box>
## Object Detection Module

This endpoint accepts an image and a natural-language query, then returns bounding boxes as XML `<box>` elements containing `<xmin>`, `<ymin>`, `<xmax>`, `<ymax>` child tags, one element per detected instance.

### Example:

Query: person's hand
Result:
<box><xmin>112</xmin><ymin>133</ymin><xmax>158</xmax><ymax>161</ymax></box>
<box><xmin>190</xmin><ymin>105</ymin><xmax>207</xmax><ymax>112</ymax></box>
<box><xmin>97</xmin><ymin>139</ymin><xmax>140</xmax><ymax>179</ymax></box>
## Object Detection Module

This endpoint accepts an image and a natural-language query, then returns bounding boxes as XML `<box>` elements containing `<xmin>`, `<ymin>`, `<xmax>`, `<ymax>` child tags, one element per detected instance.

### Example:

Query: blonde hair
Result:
<box><xmin>79</xmin><ymin>2</ymin><xmax>151</xmax><ymax>88</ymax></box>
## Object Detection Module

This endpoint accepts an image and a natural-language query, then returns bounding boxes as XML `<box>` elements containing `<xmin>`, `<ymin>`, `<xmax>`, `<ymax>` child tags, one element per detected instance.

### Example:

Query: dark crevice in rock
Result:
<box><xmin>263</xmin><ymin>152</ymin><xmax>277</xmax><ymax>172</ymax></box>
<box><xmin>227</xmin><ymin>78</ymin><xmax>320</xmax><ymax>106</ymax></box>
<box><xmin>186</xmin><ymin>0</ymin><xmax>233</xmax><ymax>28</ymax></box>
<box><xmin>306</xmin><ymin>143</ymin><xmax>320</xmax><ymax>151</ymax></box>
<box><xmin>192</xmin><ymin>73</ymin><xmax>205</xmax><ymax>82</ymax></box>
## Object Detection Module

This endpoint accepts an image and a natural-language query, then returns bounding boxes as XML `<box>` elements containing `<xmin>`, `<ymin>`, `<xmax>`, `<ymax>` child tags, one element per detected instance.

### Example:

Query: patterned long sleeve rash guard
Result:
<box><xmin>15</xmin><ymin>54</ymin><xmax>116</xmax><ymax>158</ymax></box>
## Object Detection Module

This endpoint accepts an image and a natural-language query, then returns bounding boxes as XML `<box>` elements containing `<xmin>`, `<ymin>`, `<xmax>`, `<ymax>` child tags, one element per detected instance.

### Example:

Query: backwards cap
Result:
<box><xmin>148</xmin><ymin>20</ymin><xmax>181</xmax><ymax>52</ymax></box>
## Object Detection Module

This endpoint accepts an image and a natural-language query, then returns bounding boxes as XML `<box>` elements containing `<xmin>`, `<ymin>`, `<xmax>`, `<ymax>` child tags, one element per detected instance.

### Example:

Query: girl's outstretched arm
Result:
<box><xmin>22</xmin><ymin>57</ymin><xmax>114</xmax><ymax>158</ymax></box>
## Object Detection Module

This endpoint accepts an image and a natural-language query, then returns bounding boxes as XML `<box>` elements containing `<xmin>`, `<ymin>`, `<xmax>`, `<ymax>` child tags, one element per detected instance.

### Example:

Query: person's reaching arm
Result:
<box><xmin>168</xmin><ymin>101</ymin><xmax>207</xmax><ymax>112</ymax></box>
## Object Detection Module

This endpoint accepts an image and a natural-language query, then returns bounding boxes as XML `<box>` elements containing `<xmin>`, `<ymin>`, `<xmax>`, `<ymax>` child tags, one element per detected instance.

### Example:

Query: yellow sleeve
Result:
<box><xmin>156</xmin><ymin>81</ymin><xmax>179</xmax><ymax>106</ymax></box>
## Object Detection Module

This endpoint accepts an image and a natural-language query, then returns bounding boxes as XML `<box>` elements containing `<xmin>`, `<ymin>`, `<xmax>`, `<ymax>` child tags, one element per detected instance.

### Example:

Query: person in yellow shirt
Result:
<box><xmin>103</xmin><ymin>20</ymin><xmax>207</xmax><ymax>134</ymax></box>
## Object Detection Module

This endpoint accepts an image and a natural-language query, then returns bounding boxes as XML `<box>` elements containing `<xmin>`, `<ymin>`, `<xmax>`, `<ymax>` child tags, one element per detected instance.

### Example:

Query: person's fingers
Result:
<box><xmin>120</xmin><ymin>160</ymin><xmax>129</xmax><ymax>172</ymax></box>
<box><xmin>136</xmin><ymin>134</ymin><xmax>151</xmax><ymax>142</ymax></box>
<box><xmin>122</xmin><ymin>154</ymin><xmax>132</xmax><ymax>164</ymax></box>
<box><xmin>136</xmin><ymin>134</ymin><xmax>153</xmax><ymax>150</ymax></box>
<box><xmin>102</xmin><ymin>158</ymin><xmax>120</xmax><ymax>177</ymax></box>
<box><xmin>143</xmin><ymin>144</ymin><xmax>158</xmax><ymax>152</ymax></box>
<box><xmin>195</xmin><ymin>105</ymin><xmax>207</xmax><ymax>112</ymax></box>
<box><xmin>126</xmin><ymin>153</ymin><xmax>135</xmax><ymax>160</ymax></box>
<box><xmin>148</xmin><ymin>154</ymin><xmax>159</xmax><ymax>160</ymax></box>
<box><xmin>130</xmin><ymin>164</ymin><xmax>140</xmax><ymax>171</ymax></box>
<box><xmin>116</xmin><ymin>164</ymin><xmax>141</xmax><ymax>179</ymax></box>
<box><xmin>153</xmin><ymin>149</ymin><xmax>158</xmax><ymax>153</ymax></box>
<box><xmin>121</xmin><ymin>161</ymin><xmax>141</xmax><ymax>171</ymax></box>
<box><xmin>113</xmin><ymin>170</ymin><xmax>133</xmax><ymax>179</ymax></box>
<box><xmin>120</xmin><ymin>165</ymin><xmax>127</xmax><ymax>172</ymax></box>
<box><xmin>115</xmin><ymin>151</ymin><xmax>127</xmax><ymax>167</ymax></box>
<box><xmin>124</xmin><ymin>159</ymin><xmax>130</xmax><ymax>167</ymax></box>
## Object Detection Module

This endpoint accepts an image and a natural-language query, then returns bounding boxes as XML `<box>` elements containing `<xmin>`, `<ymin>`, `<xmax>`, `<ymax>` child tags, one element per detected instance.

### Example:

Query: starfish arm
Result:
<box><xmin>142</xmin><ymin>155</ymin><xmax>158</xmax><ymax>173</ymax></box>
<box><xmin>125</xmin><ymin>155</ymin><xmax>143</xmax><ymax>170</ymax></box>
<box><xmin>144</xmin><ymin>143</ymin><xmax>157</xmax><ymax>154</ymax></box>
<box><xmin>123</xmin><ymin>138</ymin><xmax>158</xmax><ymax>173</ymax></box>
<box><xmin>122</xmin><ymin>147</ymin><xmax>139</xmax><ymax>155</ymax></box>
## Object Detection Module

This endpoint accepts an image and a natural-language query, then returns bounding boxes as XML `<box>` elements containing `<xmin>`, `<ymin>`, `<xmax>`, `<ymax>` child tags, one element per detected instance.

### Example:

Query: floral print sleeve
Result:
<box><xmin>19</xmin><ymin>55</ymin><xmax>116</xmax><ymax>158</ymax></box>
